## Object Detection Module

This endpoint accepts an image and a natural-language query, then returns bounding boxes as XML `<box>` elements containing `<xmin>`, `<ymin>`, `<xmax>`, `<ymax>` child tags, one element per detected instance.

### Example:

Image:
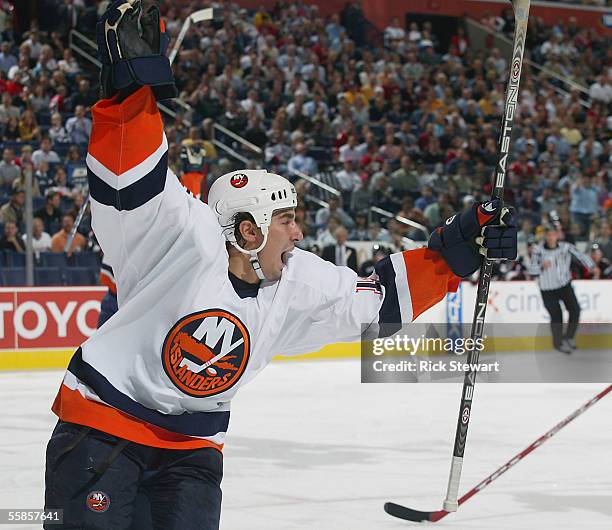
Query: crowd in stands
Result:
<box><xmin>0</xmin><ymin>0</ymin><xmax>611</xmax><ymax>286</ymax></box>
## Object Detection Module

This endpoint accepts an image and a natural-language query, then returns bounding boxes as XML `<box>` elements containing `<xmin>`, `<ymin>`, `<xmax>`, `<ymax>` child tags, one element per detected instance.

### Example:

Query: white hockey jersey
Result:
<box><xmin>52</xmin><ymin>87</ymin><xmax>459</xmax><ymax>451</ymax></box>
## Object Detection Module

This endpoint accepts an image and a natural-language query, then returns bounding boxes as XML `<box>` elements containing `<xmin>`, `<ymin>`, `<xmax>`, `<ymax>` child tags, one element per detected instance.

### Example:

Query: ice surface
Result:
<box><xmin>0</xmin><ymin>359</ymin><xmax>610</xmax><ymax>529</ymax></box>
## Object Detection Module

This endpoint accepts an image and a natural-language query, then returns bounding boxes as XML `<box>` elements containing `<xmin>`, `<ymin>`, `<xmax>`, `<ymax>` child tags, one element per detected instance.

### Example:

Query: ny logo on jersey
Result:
<box><xmin>162</xmin><ymin>309</ymin><xmax>250</xmax><ymax>397</ymax></box>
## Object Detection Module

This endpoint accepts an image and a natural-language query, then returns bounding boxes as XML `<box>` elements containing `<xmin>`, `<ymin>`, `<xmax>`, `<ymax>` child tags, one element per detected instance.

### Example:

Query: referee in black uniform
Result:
<box><xmin>528</xmin><ymin>225</ymin><xmax>594</xmax><ymax>353</ymax></box>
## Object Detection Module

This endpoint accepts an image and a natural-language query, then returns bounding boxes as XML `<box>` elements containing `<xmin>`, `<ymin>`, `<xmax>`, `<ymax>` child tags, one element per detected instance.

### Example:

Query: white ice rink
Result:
<box><xmin>0</xmin><ymin>359</ymin><xmax>611</xmax><ymax>529</ymax></box>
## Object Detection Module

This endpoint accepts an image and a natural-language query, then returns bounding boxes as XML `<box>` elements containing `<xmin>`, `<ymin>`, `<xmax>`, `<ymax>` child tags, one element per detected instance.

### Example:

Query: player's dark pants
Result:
<box><xmin>44</xmin><ymin>421</ymin><xmax>222</xmax><ymax>530</ymax></box>
<box><xmin>540</xmin><ymin>282</ymin><xmax>581</xmax><ymax>349</ymax></box>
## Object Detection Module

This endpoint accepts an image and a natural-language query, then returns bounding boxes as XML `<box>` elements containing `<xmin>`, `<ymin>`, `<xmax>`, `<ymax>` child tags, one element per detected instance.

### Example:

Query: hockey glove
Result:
<box><xmin>428</xmin><ymin>199</ymin><xmax>517</xmax><ymax>277</ymax></box>
<box><xmin>97</xmin><ymin>0</ymin><xmax>177</xmax><ymax>101</ymax></box>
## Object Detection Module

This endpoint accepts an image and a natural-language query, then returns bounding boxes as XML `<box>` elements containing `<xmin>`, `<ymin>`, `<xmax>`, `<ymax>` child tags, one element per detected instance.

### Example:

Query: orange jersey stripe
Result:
<box><xmin>403</xmin><ymin>248</ymin><xmax>460</xmax><ymax>321</ymax></box>
<box><xmin>52</xmin><ymin>384</ymin><xmax>223</xmax><ymax>452</ymax></box>
<box><xmin>88</xmin><ymin>87</ymin><xmax>164</xmax><ymax>175</ymax></box>
<box><xmin>99</xmin><ymin>273</ymin><xmax>117</xmax><ymax>294</ymax></box>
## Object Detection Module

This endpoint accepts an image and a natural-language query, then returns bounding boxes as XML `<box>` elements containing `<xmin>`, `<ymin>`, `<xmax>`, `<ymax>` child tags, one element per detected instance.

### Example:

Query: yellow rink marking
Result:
<box><xmin>1</xmin><ymin>335</ymin><xmax>610</xmax><ymax>371</ymax></box>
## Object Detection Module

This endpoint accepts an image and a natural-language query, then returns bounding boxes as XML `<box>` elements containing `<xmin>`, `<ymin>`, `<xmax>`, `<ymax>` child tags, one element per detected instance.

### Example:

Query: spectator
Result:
<box><xmin>33</xmin><ymin>44</ymin><xmax>57</xmax><ymax>76</ymax></box>
<box><xmin>53</xmin><ymin>166</ymin><xmax>74</xmax><ymax>196</ymax></box>
<box><xmin>3</xmin><ymin>116</ymin><xmax>19</xmax><ymax>140</ymax></box>
<box><xmin>48</xmin><ymin>112</ymin><xmax>69</xmax><ymax>144</ymax></box>
<box><xmin>23</xmin><ymin>30</ymin><xmax>42</xmax><ymax>60</ymax></box>
<box><xmin>0</xmin><ymin>187</ymin><xmax>24</xmax><ymax>226</ymax></box>
<box><xmin>64</xmin><ymin>145</ymin><xmax>86</xmax><ymax>185</ymax></box>
<box><xmin>65</xmin><ymin>105</ymin><xmax>92</xmax><ymax>144</ymax></box>
<box><xmin>570</xmin><ymin>175</ymin><xmax>599</xmax><ymax>237</ymax></box>
<box><xmin>58</xmin><ymin>48</ymin><xmax>81</xmax><ymax>76</ymax></box>
<box><xmin>35</xmin><ymin>160</ymin><xmax>54</xmax><ymax>194</ymax></box>
<box><xmin>590</xmin><ymin>244</ymin><xmax>612</xmax><ymax>280</ymax></box>
<box><xmin>69</xmin><ymin>78</ymin><xmax>96</xmax><ymax>111</ymax></box>
<box><xmin>11</xmin><ymin>165</ymin><xmax>41</xmax><ymax>198</ymax></box>
<box><xmin>414</xmin><ymin>185</ymin><xmax>436</xmax><ymax>212</ymax></box>
<box><xmin>0</xmin><ymin>220</ymin><xmax>25</xmax><ymax>252</ymax></box>
<box><xmin>384</xmin><ymin>17</ymin><xmax>405</xmax><ymax>50</ymax></box>
<box><xmin>368</xmin><ymin>221</ymin><xmax>392</xmax><ymax>243</ymax></box>
<box><xmin>51</xmin><ymin>214</ymin><xmax>86</xmax><ymax>256</ymax></box>
<box><xmin>335</xmin><ymin>160</ymin><xmax>361</xmax><ymax>205</ymax></box>
<box><xmin>0</xmin><ymin>147</ymin><xmax>20</xmax><ymax>189</ymax></box>
<box><xmin>35</xmin><ymin>189</ymin><xmax>63</xmax><ymax>234</ymax></box>
<box><xmin>349</xmin><ymin>211</ymin><xmax>369</xmax><ymax>241</ymax></box>
<box><xmin>321</xmin><ymin>225</ymin><xmax>358</xmax><ymax>272</ymax></box>
<box><xmin>0</xmin><ymin>41</ymin><xmax>17</xmax><ymax>73</ymax></box>
<box><xmin>288</xmin><ymin>142</ymin><xmax>318</xmax><ymax>176</ymax></box>
<box><xmin>390</xmin><ymin>155</ymin><xmax>421</xmax><ymax>198</ymax></box>
<box><xmin>22</xmin><ymin>216</ymin><xmax>52</xmax><ymax>256</ymax></box>
<box><xmin>32</xmin><ymin>137</ymin><xmax>61</xmax><ymax>169</ymax></box>
<box><xmin>18</xmin><ymin>109</ymin><xmax>41</xmax><ymax>142</ymax></box>
<box><xmin>315</xmin><ymin>196</ymin><xmax>355</xmax><ymax>229</ymax></box>
<box><xmin>317</xmin><ymin>215</ymin><xmax>341</xmax><ymax>247</ymax></box>
<box><xmin>593</xmin><ymin>222</ymin><xmax>612</xmax><ymax>262</ymax></box>
<box><xmin>0</xmin><ymin>91</ymin><xmax>20</xmax><ymax>126</ymax></box>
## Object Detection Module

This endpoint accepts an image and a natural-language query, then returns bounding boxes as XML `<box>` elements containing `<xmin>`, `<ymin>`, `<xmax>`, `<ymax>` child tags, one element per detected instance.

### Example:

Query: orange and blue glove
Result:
<box><xmin>428</xmin><ymin>199</ymin><xmax>517</xmax><ymax>277</ymax></box>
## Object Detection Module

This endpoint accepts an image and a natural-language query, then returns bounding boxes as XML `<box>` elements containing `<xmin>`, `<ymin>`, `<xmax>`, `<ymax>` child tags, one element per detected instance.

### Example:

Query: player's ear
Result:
<box><xmin>238</xmin><ymin>219</ymin><xmax>259</xmax><ymax>245</ymax></box>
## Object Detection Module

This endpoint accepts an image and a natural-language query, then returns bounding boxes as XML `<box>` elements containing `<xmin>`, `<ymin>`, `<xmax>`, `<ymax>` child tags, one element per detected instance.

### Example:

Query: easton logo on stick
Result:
<box><xmin>162</xmin><ymin>309</ymin><xmax>250</xmax><ymax>397</ymax></box>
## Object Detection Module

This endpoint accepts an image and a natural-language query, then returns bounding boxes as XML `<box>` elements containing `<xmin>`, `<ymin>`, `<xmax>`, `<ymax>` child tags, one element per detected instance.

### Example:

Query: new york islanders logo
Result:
<box><xmin>162</xmin><ymin>309</ymin><xmax>250</xmax><ymax>397</ymax></box>
<box><xmin>86</xmin><ymin>491</ymin><xmax>110</xmax><ymax>513</ymax></box>
<box><xmin>230</xmin><ymin>173</ymin><xmax>248</xmax><ymax>188</ymax></box>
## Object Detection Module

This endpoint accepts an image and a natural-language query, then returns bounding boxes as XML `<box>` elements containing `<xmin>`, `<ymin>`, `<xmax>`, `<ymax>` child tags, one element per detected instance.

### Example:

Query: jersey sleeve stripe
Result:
<box><xmin>65</xmin><ymin>348</ymin><xmax>230</xmax><ymax>439</ymax></box>
<box><xmin>390</xmin><ymin>252</ymin><xmax>414</xmax><ymax>322</ymax></box>
<box><xmin>88</xmin><ymin>86</ymin><xmax>164</xmax><ymax>175</ymax></box>
<box><xmin>373</xmin><ymin>254</ymin><xmax>407</xmax><ymax>325</ymax></box>
<box><xmin>86</xmin><ymin>134</ymin><xmax>168</xmax><ymax>190</ymax></box>
<box><xmin>88</xmin><ymin>154</ymin><xmax>168</xmax><ymax>211</ymax></box>
<box><xmin>403</xmin><ymin>248</ymin><xmax>460</xmax><ymax>320</ymax></box>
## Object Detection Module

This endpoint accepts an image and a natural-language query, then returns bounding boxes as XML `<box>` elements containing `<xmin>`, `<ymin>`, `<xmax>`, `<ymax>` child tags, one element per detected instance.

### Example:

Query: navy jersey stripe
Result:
<box><xmin>374</xmin><ymin>256</ymin><xmax>401</xmax><ymax>328</ymax></box>
<box><xmin>88</xmin><ymin>152</ymin><xmax>168</xmax><ymax>211</ymax></box>
<box><xmin>68</xmin><ymin>348</ymin><xmax>229</xmax><ymax>438</ymax></box>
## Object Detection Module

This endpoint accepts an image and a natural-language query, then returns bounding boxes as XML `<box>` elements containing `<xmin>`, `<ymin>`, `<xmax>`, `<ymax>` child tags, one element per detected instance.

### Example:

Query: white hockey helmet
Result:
<box><xmin>208</xmin><ymin>169</ymin><xmax>297</xmax><ymax>279</ymax></box>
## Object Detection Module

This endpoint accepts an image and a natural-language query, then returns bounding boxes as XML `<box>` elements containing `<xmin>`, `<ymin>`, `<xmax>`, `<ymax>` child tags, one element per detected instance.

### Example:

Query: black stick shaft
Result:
<box><xmin>443</xmin><ymin>0</ymin><xmax>532</xmax><ymax>512</ymax></box>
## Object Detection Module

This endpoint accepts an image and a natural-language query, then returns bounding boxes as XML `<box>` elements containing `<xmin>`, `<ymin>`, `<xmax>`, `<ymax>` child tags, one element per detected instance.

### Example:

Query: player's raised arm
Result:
<box><xmin>278</xmin><ymin>200</ymin><xmax>517</xmax><ymax>356</ymax></box>
<box><xmin>87</xmin><ymin>0</ymin><xmax>199</xmax><ymax>301</ymax></box>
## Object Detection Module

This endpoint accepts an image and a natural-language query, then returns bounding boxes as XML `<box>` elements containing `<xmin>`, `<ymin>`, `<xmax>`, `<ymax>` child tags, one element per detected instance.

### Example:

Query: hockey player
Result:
<box><xmin>44</xmin><ymin>2</ymin><xmax>517</xmax><ymax>529</ymax></box>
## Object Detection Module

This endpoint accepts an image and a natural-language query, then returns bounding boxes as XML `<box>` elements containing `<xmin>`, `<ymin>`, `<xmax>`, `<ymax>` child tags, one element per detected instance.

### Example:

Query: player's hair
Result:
<box><xmin>231</xmin><ymin>212</ymin><xmax>256</xmax><ymax>247</ymax></box>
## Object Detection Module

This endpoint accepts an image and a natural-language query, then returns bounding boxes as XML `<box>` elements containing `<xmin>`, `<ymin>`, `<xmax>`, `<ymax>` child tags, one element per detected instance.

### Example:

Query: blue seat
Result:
<box><xmin>5</xmin><ymin>251</ymin><xmax>25</xmax><ymax>267</ymax></box>
<box><xmin>65</xmin><ymin>267</ymin><xmax>96</xmax><ymax>286</ymax></box>
<box><xmin>0</xmin><ymin>250</ymin><xmax>5</xmax><ymax>267</ymax></box>
<box><xmin>1</xmin><ymin>267</ymin><xmax>26</xmax><ymax>286</ymax></box>
<box><xmin>39</xmin><ymin>252</ymin><xmax>69</xmax><ymax>270</ymax></box>
<box><xmin>72</xmin><ymin>251</ymin><xmax>100</xmax><ymax>269</ymax></box>
<box><xmin>35</xmin><ymin>267</ymin><xmax>63</xmax><ymax>286</ymax></box>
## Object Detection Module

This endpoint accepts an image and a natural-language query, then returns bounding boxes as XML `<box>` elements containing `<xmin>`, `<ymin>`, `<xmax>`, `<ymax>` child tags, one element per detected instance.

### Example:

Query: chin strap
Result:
<box><xmin>230</xmin><ymin>228</ymin><xmax>269</xmax><ymax>281</ymax></box>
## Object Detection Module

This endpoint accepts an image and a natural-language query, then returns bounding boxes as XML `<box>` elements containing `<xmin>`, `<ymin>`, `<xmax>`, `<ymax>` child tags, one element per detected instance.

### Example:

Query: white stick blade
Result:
<box><xmin>190</xmin><ymin>8</ymin><xmax>215</xmax><ymax>23</ymax></box>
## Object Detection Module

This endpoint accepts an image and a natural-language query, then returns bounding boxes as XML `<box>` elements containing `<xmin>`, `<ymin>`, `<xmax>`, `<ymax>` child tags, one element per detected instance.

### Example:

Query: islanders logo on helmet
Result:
<box><xmin>86</xmin><ymin>491</ymin><xmax>110</xmax><ymax>513</ymax></box>
<box><xmin>230</xmin><ymin>173</ymin><xmax>248</xmax><ymax>188</ymax></box>
<box><xmin>162</xmin><ymin>309</ymin><xmax>250</xmax><ymax>397</ymax></box>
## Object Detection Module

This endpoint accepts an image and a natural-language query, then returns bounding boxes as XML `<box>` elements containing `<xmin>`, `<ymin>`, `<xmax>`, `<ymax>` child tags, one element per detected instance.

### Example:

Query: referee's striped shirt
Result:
<box><xmin>528</xmin><ymin>241</ymin><xmax>594</xmax><ymax>291</ymax></box>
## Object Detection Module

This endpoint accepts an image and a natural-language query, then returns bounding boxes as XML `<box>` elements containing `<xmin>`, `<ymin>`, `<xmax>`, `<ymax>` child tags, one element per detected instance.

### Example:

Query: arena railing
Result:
<box><xmin>370</xmin><ymin>206</ymin><xmax>430</xmax><ymax>241</ymax></box>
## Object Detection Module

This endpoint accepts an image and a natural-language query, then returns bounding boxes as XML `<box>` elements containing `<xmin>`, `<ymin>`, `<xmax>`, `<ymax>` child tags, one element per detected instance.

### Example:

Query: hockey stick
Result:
<box><xmin>168</xmin><ymin>7</ymin><xmax>223</xmax><ymax>65</ymax></box>
<box><xmin>385</xmin><ymin>0</ymin><xmax>531</xmax><ymax>519</ymax></box>
<box><xmin>385</xmin><ymin>384</ymin><xmax>612</xmax><ymax>522</ymax></box>
<box><xmin>64</xmin><ymin>193</ymin><xmax>90</xmax><ymax>253</ymax></box>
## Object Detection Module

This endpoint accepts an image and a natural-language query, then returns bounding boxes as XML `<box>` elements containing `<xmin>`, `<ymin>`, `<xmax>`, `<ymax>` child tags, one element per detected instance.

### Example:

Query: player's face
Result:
<box><xmin>258</xmin><ymin>209</ymin><xmax>303</xmax><ymax>280</ymax></box>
